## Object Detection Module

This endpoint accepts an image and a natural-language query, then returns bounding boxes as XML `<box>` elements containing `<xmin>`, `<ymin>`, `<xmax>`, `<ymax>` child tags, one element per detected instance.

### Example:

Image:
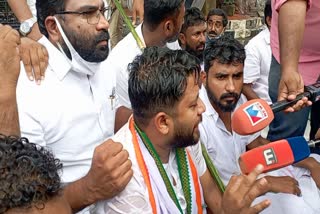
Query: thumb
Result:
<box><xmin>132</xmin><ymin>10</ymin><xmax>137</xmax><ymax>25</ymax></box>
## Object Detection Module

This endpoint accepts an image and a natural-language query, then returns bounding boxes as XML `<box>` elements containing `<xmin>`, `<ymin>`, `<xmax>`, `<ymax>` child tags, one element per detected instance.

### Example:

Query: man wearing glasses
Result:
<box><xmin>15</xmin><ymin>0</ymin><xmax>133</xmax><ymax>213</ymax></box>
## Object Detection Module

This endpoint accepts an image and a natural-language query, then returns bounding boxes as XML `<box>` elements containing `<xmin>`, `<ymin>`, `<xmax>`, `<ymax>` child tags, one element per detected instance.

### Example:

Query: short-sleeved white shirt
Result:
<box><xmin>199</xmin><ymin>87</ymin><xmax>260</xmax><ymax>185</ymax></box>
<box><xmin>243</xmin><ymin>27</ymin><xmax>272</xmax><ymax>104</ymax></box>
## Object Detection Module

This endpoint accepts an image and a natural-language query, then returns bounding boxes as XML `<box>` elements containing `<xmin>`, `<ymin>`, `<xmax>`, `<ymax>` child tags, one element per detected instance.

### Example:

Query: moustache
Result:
<box><xmin>220</xmin><ymin>92</ymin><xmax>239</xmax><ymax>100</ymax></box>
<box><xmin>95</xmin><ymin>30</ymin><xmax>110</xmax><ymax>44</ymax></box>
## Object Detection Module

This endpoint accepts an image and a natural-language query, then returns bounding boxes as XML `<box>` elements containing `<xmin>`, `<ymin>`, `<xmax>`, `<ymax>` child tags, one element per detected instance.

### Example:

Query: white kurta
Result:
<box><xmin>94</xmin><ymin>121</ymin><xmax>207</xmax><ymax>213</ymax></box>
<box><xmin>199</xmin><ymin>87</ymin><xmax>320</xmax><ymax>214</ymax></box>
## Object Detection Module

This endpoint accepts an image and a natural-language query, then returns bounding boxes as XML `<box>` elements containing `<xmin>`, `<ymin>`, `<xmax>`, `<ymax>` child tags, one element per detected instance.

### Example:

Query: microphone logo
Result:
<box><xmin>243</xmin><ymin>102</ymin><xmax>268</xmax><ymax>126</ymax></box>
<box><xmin>263</xmin><ymin>148</ymin><xmax>278</xmax><ymax>165</ymax></box>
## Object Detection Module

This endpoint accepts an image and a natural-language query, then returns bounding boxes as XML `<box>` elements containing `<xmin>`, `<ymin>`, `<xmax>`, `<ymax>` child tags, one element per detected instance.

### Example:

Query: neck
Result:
<box><xmin>141</xmin><ymin>125</ymin><xmax>171</xmax><ymax>163</ymax></box>
<box><xmin>211</xmin><ymin>103</ymin><xmax>232</xmax><ymax>133</ymax></box>
<box><xmin>142</xmin><ymin>23</ymin><xmax>167</xmax><ymax>47</ymax></box>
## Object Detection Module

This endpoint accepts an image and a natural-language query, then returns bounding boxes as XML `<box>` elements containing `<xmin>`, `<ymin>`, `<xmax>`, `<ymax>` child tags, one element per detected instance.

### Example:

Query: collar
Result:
<box><xmin>200</xmin><ymin>86</ymin><xmax>248</xmax><ymax>122</ymax></box>
<box><xmin>199</xmin><ymin>86</ymin><xmax>220</xmax><ymax>123</ymax></box>
<box><xmin>38</xmin><ymin>36</ymin><xmax>71</xmax><ymax>81</ymax></box>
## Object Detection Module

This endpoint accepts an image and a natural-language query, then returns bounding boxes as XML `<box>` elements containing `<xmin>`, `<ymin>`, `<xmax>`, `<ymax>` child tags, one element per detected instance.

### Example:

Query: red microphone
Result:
<box><xmin>232</xmin><ymin>81</ymin><xmax>320</xmax><ymax>135</ymax></box>
<box><xmin>231</xmin><ymin>99</ymin><xmax>274</xmax><ymax>135</ymax></box>
<box><xmin>239</xmin><ymin>137</ymin><xmax>320</xmax><ymax>174</ymax></box>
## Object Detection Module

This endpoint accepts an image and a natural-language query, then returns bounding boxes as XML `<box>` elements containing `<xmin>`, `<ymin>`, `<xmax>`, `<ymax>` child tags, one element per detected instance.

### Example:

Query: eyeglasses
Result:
<box><xmin>55</xmin><ymin>7</ymin><xmax>113</xmax><ymax>25</ymax></box>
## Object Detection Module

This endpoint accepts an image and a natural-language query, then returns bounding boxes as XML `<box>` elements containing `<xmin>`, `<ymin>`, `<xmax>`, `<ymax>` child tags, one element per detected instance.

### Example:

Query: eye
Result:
<box><xmin>216</xmin><ymin>75</ymin><xmax>226</xmax><ymax>80</ymax></box>
<box><xmin>233</xmin><ymin>73</ymin><xmax>243</xmax><ymax>79</ymax></box>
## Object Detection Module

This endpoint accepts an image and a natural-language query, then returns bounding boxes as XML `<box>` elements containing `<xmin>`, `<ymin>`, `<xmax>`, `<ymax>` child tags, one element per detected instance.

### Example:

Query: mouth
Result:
<box><xmin>197</xmin><ymin>45</ymin><xmax>205</xmax><ymax>51</ymax></box>
<box><xmin>208</xmin><ymin>33</ymin><xmax>217</xmax><ymax>38</ymax></box>
<box><xmin>223</xmin><ymin>97</ymin><xmax>236</xmax><ymax>102</ymax></box>
<box><xmin>97</xmin><ymin>40</ymin><xmax>108</xmax><ymax>46</ymax></box>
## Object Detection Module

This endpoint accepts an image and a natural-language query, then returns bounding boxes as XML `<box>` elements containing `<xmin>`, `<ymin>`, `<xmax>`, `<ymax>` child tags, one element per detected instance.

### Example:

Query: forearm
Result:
<box><xmin>294</xmin><ymin>157</ymin><xmax>318</xmax><ymax>170</ymax></box>
<box><xmin>7</xmin><ymin>0</ymin><xmax>42</xmax><ymax>41</ymax></box>
<box><xmin>0</xmin><ymin>91</ymin><xmax>20</xmax><ymax>136</ymax></box>
<box><xmin>7</xmin><ymin>0</ymin><xmax>34</xmax><ymax>22</ymax></box>
<box><xmin>242</xmin><ymin>84</ymin><xmax>260</xmax><ymax>100</ymax></box>
<box><xmin>63</xmin><ymin>177</ymin><xmax>96</xmax><ymax>213</ymax></box>
<box><xmin>246</xmin><ymin>136</ymin><xmax>269</xmax><ymax>150</ymax></box>
<box><xmin>279</xmin><ymin>0</ymin><xmax>307</xmax><ymax>74</ymax></box>
<box><xmin>200</xmin><ymin>170</ymin><xmax>223</xmax><ymax>213</ymax></box>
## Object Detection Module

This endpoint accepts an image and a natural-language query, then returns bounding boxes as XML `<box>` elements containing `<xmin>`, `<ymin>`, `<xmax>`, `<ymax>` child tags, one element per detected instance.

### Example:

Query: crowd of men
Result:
<box><xmin>1</xmin><ymin>0</ymin><xmax>320</xmax><ymax>213</ymax></box>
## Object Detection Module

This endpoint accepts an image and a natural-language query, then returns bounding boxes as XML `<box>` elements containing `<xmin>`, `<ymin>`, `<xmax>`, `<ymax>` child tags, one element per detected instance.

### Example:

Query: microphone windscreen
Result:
<box><xmin>232</xmin><ymin>99</ymin><xmax>274</xmax><ymax>135</ymax></box>
<box><xmin>239</xmin><ymin>139</ymin><xmax>294</xmax><ymax>174</ymax></box>
<box><xmin>287</xmin><ymin>136</ymin><xmax>310</xmax><ymax>163</ymax></box>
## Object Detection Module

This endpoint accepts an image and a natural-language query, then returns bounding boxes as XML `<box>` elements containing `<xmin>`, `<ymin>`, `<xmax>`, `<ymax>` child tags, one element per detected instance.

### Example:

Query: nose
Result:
<box><xmin>198</xmin><ymin>98</ymin><xmax>206</xmax><ymax>115</ymax></box>
<box><xmin>200</xmin><ymin>32</ymin><xmax>206</xmax><ymax>43</ymax></box>
<box><xmin>226</xmin><ymin>78</ymin><xmax>235</xmax><ymax>93</ymax></box>
<box><xmin>96</xmin><ymin>14</ymin><xmax>110</xmax><ymax>31</ymax></box>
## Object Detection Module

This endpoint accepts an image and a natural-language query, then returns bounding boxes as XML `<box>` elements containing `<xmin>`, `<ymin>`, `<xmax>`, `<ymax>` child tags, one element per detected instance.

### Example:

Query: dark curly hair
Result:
<box><xmin>204</xmin><ymin>36</ymin><xmax>245</xmax><ymax>73</ymax></box>
<box><xmin>0</xmin><ymin>135</ymin><xmax>63</xmax><ymax>213</ymax></box>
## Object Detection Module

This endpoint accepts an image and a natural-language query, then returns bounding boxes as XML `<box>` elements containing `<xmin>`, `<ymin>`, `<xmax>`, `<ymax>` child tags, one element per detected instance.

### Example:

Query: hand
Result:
<box><xmin>0</xmin><ymin>24</ymin><xmax>21</xmax><ymax>93</ymax></box>
<box><xmin>265</xmin><ymin>175</ymin><xmax>301</xmax><ymax>195</ymax></box>
<box><xmin>221</xmin><ymin>165</ymin><xmax>271</xmax><ymax>214</ymax></box>
<box><xmin>83</xmin><ymin>139</ymin><xmax>133</xmax><ymax>203</ymax></box>
<box><xmin>132</xmin><ymin>0</ymin><xmax>144</xmax><ymax>25</ymax></box>
<box><xmin>309</xmin><ymin>161</ymin><xmax>320</xmax><ymax>189</ymax></box>
<box><xmin>278</xmin><ymin>71</ymin><xmax>311</xmax><ymax>112</ymax></box>
<box><xmin>20</xmin><ymin>37</ymin><xmax>48</xmax><ymax>85</ymax></box>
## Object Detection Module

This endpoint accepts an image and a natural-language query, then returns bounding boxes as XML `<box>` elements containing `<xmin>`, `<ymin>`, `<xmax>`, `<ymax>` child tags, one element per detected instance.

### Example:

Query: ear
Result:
<box><xmin>45</xmin><ymin>16</ymin><xmax>61</xmax><ymax>43</ymax></box>
<box><xmin>163</xmin><ymin>19</ymin><xmax>174</xmax><ymax>37</ymax></box>
<box><xmin>266</xmin><ymin>16</ymin><xmax>272</xmax><ymax>29</ymax></box>
<box><xmin>201</xmin><ymin>71</ymin><xmax>207</xmax><ymax>86</ymax></box>
<box><xmin>222</xmin><ymin>26</ymin><xmax>226</xmax><ymax>33</ymax></box>
<box><xmin>153</xmin><ymin>112</ymin><xmax>172</xmax><ymax>135</ymax></box>
<box><xmin>178</xmin><ymin>33</ymin><xmax>186</xmax><ymax>47</ymax></box>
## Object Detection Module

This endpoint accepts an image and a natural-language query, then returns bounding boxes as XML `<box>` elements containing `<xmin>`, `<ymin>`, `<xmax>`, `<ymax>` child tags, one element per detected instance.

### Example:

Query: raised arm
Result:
<box><xmin>0</xmin><ymin>25</ymin><xmax>21</xmax><ymax>136</ymax></box>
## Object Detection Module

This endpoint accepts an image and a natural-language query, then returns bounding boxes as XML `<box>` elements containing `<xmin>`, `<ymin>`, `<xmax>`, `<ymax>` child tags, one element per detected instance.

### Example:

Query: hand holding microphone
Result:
<box><xmin>232</xmin><ymin>82</ymin><xmax>320</xmax><ymax>135</ymax></box>
<box><xmin>239</xmin><ymin>136</ymin><xmax>320</xmax><ymax>175</ymax></box>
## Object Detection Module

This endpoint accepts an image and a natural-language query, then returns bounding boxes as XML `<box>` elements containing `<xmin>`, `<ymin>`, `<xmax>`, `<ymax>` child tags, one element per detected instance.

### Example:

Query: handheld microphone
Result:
<box><xmin>232</xmin><ymin>81</ymin><xmax>320</xmax><ymax>135</ymax></box>
<box><xmin>239</xmin><ymin>137</ymin><xmax>320</xmax><ymax>174</ymax></box>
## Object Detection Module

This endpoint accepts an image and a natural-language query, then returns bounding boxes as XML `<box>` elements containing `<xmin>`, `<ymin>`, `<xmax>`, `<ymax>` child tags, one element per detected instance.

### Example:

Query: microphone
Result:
<box><xmin>232</xmin><ymin>81</ymin><xmax>320</xmax><ymax>135</ymax></box>
<box><xmin>239</xmin><ymin>137</ymin><xmax>320</xmax><ymax>174</ymax></box>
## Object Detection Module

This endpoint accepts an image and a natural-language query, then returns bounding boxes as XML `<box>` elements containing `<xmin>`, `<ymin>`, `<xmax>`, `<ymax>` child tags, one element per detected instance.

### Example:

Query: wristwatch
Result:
<box><xmin>19</xmin><ymin>17</ymin><xmax>37</xmax><ymax>37</ymax></box>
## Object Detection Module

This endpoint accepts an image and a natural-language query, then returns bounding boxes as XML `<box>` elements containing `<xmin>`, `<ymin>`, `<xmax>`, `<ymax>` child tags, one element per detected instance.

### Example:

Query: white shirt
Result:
<box><xmin>17</xmin><ymin>36</ymin><xmax>117</xmax><ymax>184</ymax></box>
<box><xmin>94</xmin><ymin>122</ymin><xmax>206</xmax><ymax>213</ymax></box>
<box><xmin>199</xmin><ymin>87</ymin><xmax>320</xmax><ymax>214</ymax></box>
<box><xmin>107</xmin><ymin>24</ymin><xmax>182</xmax><ymax>109</ymax></box>
<box><xmin>244</xmin><ymin>27</ymin><xmax>272</xmax><ymax>104</ymax></box>
<box><xmin>199</xmin><ymin>87</ymin><xmax>260</xmax><ymax>184</ymax></box>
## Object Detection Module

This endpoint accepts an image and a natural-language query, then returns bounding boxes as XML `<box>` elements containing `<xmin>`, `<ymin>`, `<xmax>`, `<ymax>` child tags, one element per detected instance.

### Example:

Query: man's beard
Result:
<box><xmin>205</xmin><ymin>84</ymin><xmax>240</xmax><ymax>112</ymax></box>
<box><xmin>61</xmin><ymin>28</ymin><xmax>110</xmax><ymax>63</ymax></box>
<box><xmin>185</xmin><ymin>43</ymin><xmax>204</xmax><ymax>62</ymax></box>
<box><xmin>171</xmin><ymin>119</ymin><xmax>201</xmax><ymax>149</ymax></box>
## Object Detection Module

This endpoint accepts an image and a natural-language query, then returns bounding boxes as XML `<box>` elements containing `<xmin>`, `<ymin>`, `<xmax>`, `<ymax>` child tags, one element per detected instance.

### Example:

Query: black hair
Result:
<box><xmin>144</xmin><ymin>0</ymin><xmax>184</xmax><ymax>31</ymax></box>
<box><xmin>0</xmin><ymin>135</ymin><xmax>62</xmax><ymax>213</ymax></box>
<box><xmin>128</xmin><ymin>47</ymin><xmax>201</xmax><ymax>126</ymax></box>
<box><xmin>264</xmin><ymin>0</ymin><xmax>272</xmax><ymax>26</ymax></box>
<box><xmin>36</xmin><ymin>0</ymin><xmax>66</xmax><ymax>38</ymax></box>
<box><xmin>181</xmin><ymin>7</ymin><xmax>206</xmax><ymax>34</ymax></box>
<box><xmin>204</xmin><ymin>36</ymin><xmax>245</xmax><ymax>73</ymax></box>
<box><xmin>207</xmin><ymin>8</ymin><xmax>228</xmax><ymax>27</ymax></box>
